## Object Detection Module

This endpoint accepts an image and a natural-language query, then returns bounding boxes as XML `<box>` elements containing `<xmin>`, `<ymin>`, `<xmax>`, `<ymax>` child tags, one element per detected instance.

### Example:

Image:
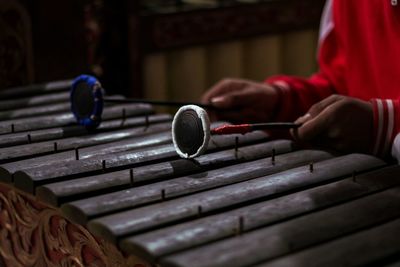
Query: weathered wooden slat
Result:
<box><xmin>0</xmin><ymin>114</ymin><xmax>171</xmax><ymax>148</ymax></box>
<box><xmin>0</xmin><ymin>91</ymin><xmax>69</xmax><ymax>111</ymax></box>
<box><xmin>161</xmin><ymin>186</ymin><xmax>400</xmax><ymax>267</ymax></box>
<box><xmin>37</xmin><ymin>140</ymin><xmax>293</xmax><ymax>207</ymax></box>
<box><xmin>86</xmin><ymin>154</ymin><xmax>386</xmax><ymax>244</ymax></box>
<box><xmin>254</xmin><ymin>217</ymin><xmax>400</xmax><ymax>267</ymax></box>
<box><xmin>62</xmin><ymin>149</ymin><xmax>333</xmax><ymax>226</ymax></box>
<box><xmin>0</xmin><ymin>121</ymin><xmax>172</xmax><ymax>173</ymax></box>
<box><xmin>1</xmin><ymin>129</ymin><xmax>264</xmax><ymax>184</ymax></box>
<box><xmin>0</xmin><ymin>79</ymin><xmax>72</xmax><ymax>99</ymax></box>
<box><xmin>0</xmin><ymin>102</ymin><xmax>71</xmax><ymax>121</ymax></box>
<box><xmin>0</xmin><ymin>128</ymin><xmax>264</xmax><ymax>178</ymax></box>
<box><xmin>0</xmin><ymin>122</ymin><xmax>172</xmax><ymax>163</ymax></box>
<box><xmin>0</xmin><ymin>103</ymin><xmax>153</xmax><ymax>134</ymax></box>
<box><xmin>121</xmin><ymin>165</ymin><xmax>400</xmax><ymax>262</ymax></box>
<box><xmin>10</xmin><ymin>144</ymin><xmax>175</xmax><ymax>191</ymax></box>
<box><xmin>7</xmin><ymin>131</ymin><xmax>268</xmax><ymax>191</ymax></box>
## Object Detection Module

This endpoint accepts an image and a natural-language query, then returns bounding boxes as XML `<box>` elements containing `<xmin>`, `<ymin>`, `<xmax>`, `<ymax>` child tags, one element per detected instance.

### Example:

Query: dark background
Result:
<box><xmin>0</xmin><ymin>0</ymin><xmax>324</xmax><ymax>97</ymax></box>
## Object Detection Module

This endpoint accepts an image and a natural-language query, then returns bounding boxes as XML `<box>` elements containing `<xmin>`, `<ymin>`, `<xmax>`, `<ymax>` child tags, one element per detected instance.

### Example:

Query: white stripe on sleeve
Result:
<box><xmin>383</xmin><ymin>100</ymin><xmax>395</xmax><ymax>155</ymax></box>
<box><xmin>373</xmin><ymin>99</ymin><xmax>384</xmax><ymax>155</ymax></box>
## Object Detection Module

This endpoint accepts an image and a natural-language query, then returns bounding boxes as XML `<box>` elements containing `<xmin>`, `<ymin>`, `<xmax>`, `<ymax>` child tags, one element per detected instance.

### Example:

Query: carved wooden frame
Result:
<box><xmin>0</xmin><ymin>183</ymin><xmax>151</xmax><ymax>267</ymax></box>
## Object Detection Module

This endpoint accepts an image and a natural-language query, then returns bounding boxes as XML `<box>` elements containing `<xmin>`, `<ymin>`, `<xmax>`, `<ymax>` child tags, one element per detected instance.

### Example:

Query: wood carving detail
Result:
<box><xmin>0</xmin><ymin>184</ymin><xmax>150</xmax><ymax>267</ymax></box>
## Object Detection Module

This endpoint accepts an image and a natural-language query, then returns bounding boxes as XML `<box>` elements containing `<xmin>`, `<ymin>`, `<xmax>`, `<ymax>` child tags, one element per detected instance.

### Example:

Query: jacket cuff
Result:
<box><xmin>371</xmin><ymin>99</ymin><xmax>400</xmax><ymax>158</ymax></box>
<box><xmin>265</xmin><ymin>78</ymin><xmax>293</xmax><ymax>121</ymax></box>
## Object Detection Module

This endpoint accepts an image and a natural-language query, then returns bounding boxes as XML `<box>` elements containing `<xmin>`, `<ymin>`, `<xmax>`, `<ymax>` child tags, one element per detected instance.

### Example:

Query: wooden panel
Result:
<box><xmin>206</xmin><ymin>41</ymin><xmax>243</xmax><ymax>86</ymax></box>
<box><xmin>243</xmin><ymin>35</ymin><xmax>282</xmax><ymax>81</ymax></box>
<box><xmin>168</xmin><ymin>47</ymin><xmax>207</xmax><ymax>103</ymax></box>
<box><xmin>143</xmin><ymin>53</ymin><xmax>169</xmax><ymax>113</ymax></box>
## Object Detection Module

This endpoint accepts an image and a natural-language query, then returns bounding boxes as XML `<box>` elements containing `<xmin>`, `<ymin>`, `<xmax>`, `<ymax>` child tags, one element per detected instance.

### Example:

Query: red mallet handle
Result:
<box><xmin>211</xmin><ymin>122</ymin><xmax>301</xmax><ymax>135</ymax></box>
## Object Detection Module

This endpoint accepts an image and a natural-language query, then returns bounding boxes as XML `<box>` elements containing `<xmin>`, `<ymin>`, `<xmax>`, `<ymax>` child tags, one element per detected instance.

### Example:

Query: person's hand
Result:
<box><xmin>201</xmin><ymin>78</ymin><xmax>280</xmax><ymax>123</ymax></box>
<box><xmin>291</xmin><ymin>94</ymin><xmax>374</xmax><ymax>154</ymax></box>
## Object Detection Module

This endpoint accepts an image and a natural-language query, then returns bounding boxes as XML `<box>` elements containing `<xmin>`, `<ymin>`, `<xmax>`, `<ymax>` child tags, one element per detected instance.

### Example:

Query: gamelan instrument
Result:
<box><xmin>0</xmin><ymin>79</ymin><xmax>400</xmax><ymax>267</ymax></box>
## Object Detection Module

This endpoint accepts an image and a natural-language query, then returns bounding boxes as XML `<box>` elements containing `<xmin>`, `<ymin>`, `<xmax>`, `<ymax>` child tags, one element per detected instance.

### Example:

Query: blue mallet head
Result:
<box><xmin>70</xmin><ymin>74</ymin><xmax>104</xmax><ymax>128</ymax></box>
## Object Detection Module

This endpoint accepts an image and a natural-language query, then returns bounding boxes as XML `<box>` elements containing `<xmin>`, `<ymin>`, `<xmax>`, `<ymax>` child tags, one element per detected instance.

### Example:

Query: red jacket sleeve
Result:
<box><xmin>266</xmin><ymin>72</ymin><xmax>335</xmax><ymax>121</ymax></box>
<box><xmin>264</xmin><ymin>3</ymin><xmax>345</xmax><ymax>122</ymax></box>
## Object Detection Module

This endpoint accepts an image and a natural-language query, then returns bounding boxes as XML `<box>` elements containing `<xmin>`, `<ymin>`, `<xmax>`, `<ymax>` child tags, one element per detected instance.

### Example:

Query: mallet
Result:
<box><xmin>70</xmin><ymin>75</ymin><xmax>215</xmax><ymax>128</ymax></box>
<box><xmin>172</xmin><ymin>105</ymin><xmax>301</xmax><ymax>158</ymax></box>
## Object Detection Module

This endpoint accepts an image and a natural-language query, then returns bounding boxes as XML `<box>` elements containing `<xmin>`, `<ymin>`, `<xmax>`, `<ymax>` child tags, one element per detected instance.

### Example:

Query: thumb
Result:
<box><xmin>291</xmin><ymin>111</ymin><xmax>330</xmax><ymax>142</ymax></box>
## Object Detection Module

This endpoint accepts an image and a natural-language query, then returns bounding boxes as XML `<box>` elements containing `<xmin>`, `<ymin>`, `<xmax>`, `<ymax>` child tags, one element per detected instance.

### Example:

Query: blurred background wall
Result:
<box><xmin>0</xmin><ymin>0</ymin><xmax>324</xmax><ymax>107</ymax></box>
<box><xmin>144</xmin><ymin>31</ymin><xmax>318</xmax><ymax>106</ymax></box>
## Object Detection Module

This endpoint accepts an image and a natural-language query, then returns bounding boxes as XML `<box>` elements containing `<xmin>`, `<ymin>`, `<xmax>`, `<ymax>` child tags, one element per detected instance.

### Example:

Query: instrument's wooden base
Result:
<box><xmin>0</xmin><ymin>183</ymin><xmax>151</xmax><ymax>267</ymax></box>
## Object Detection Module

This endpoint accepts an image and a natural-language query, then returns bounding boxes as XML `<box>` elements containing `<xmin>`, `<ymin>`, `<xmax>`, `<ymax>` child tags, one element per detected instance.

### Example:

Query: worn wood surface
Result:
<box><xmin>255</xmin><ymin>218</ymin><xmax>400</xmax><ymax>267</ymax></box>
<box><xmin>0</xmin><ymin>119</ymin><xmax>171</xmax><ymax>173</ymax></box>
<box><xmin>161</xmin><ymin>187</ymin><xmax>400</xmax><ymax>267</ymax></box>
<box><xmin>122</xmin><ymin>165</ymin><xmax>400</xmax><ymax>262</ymax></box>
<box><xmin>0</xmin><ymin>122</ymin><xmax>172</xmax><ymax>163</ymax></box>
<box><xmin>0</xmin><ymin>102</ymin><xmax>71</xmax><ymax>121</ymax></box>
<box><xmin>0</xmin><ymin>91</ymin><xmax>69</xmax><ymax>111</ymax></box>
<box><xmin>37</xmin><ymin>140</ymin><xmax>293</xmax><ymax>207</ymax></box>
<box><xmin>0</xmin><ymin>103</ymin><xmax>153</xmax><ymax>134</ymax></box>
<box><xmin>61</xmin><ymin>149</ymin><xmax>330</xmax><ymax>225</ymax></box>
<box><xmin>86</xmin><ymin>154</ymin><xmax>386</xmax><ymax>244</ymax></box>
<box><xmin>0</xmin><ymin>79</ymin><xmax>71</xmax><ymax>98</ymax></box>
<box><xmin>8</xmin><ymin>130</ymin><xmax>269</xmax><ymax>192</ymax></box>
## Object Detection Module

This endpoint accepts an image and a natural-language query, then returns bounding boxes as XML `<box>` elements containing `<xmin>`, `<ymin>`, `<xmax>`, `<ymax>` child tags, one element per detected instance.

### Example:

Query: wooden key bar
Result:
<box><xmin>61</xmin><ymin>149</ymin><xmax>333</xmax><ymax>226</ymax></box>
<box><xmin>85</xmin><ymin>154</ymin><xmax>386</xmax><ymax>244</ymax></box>
<box><xmin>0</xmin><ymin>102</ymin><xmax>71</xmax><ymax>121</ymax></box>
<box><xmin>161</xmin><ymin>187</ymin><xmax>400</xmax><ymax>267</ymax></box>
<box><xmin>0</xmin><ymin>104</ymin><xmax>153</xmax><ymax>134</ymax></box>
<box><xmin>3</xmin><ymin>130</ymin><xmax>269</xmax><ymax>185</ymax></box>
<box><xmin>37</xmin><ymin>140</ymin><xmax>293</xmax><ymax>207</ymax></box>
<box><xmin>0</xmin><ymin>91</ymin><xmax>69</xmax><ymax>112</ymax></box>
<box><xmin>120</xmin><ymin>165</ymin><xmax>400</xmax><ymax>262</ymax></box>
<box><xmin>256</xmin><ymin>218</ymin><xmax>400</xmax><ymax>267</ymax></box>
<box><xmin>0</xmin><ymin>113</ymin><xmax>171</xmax><ymax>148</ymax></box>
<box><xmin>0</xmin><ymin>79</ymin><xmax>72</xmax><ymax>99</ymax></box>
<box><xmin>0</xmin><ymin>122</ymin><xmax>171</xmax><ymax>163</ymax></box>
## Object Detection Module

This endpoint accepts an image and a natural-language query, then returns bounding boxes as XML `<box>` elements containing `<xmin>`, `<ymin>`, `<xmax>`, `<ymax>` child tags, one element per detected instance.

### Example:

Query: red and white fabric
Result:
<box><xmin>266</xmin><ymin>0</ymin><xmax>400</xmax><ymax>162</ymax></box>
